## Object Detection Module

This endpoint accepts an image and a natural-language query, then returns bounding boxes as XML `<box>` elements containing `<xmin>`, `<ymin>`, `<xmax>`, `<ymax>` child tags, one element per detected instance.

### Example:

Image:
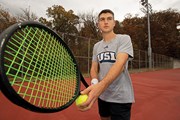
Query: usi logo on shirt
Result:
<box><xmin>97</xmin><ymin>51</ymin><xmax>116</xmax><ymax>63</ymax></box>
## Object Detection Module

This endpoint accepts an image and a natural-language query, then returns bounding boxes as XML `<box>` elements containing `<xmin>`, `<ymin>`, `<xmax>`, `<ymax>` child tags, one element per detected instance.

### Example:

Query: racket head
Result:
<box><xmin>0</xmin><ymin>21</ymin><xmax>84</xmax><ymax>113</ymax></box>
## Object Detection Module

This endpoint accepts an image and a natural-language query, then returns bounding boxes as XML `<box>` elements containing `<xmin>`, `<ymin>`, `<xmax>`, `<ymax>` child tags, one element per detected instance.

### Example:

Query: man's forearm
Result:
<box><xmin>99</xmin><ymin>53</ymin><xmax>128</xmax><ymax>90</ymax></box>
<box><xmin>99</xmin><ymin>62</ymin><xmax>124</xmax><ymax>89</ymax></box>
<box><xmin>90</xmin><ymin>69</ymin><xmax>98</xmax><ymax>79</ymax></box>
<box><xmin>90</xmin><ymin>62</ymin><xmax>99</xmax><ymax>79</ymax></box>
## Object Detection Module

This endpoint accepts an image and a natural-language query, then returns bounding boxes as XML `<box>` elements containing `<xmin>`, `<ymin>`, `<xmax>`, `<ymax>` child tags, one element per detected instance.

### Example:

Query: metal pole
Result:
<box><xmin>177</xmin><ymin>23</ymin><xmax>180</xmax><ymax>36</ymax></box>
<box><xmin>146</xmin><ymin>0</ymin><xmax>152</xmax><ymax>68</ymax></box>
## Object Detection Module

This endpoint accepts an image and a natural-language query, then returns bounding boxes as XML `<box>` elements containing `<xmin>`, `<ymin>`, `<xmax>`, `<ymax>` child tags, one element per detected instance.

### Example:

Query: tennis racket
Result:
<box><xmin>0</xmin><ymin>21</ymin><xmax>89</xmax><ymax>113</ymax></box>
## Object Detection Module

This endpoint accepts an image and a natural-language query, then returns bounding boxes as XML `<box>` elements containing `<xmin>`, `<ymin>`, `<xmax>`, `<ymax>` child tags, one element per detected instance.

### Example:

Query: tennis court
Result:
<box><xmin>0</xmin><ymin>68</ymin><xmax>180</xmax><ymax>120</ymax></box>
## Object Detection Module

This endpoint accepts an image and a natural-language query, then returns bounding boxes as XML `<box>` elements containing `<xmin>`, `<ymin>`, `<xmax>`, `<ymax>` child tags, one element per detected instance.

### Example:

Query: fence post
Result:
<box><xmin>88</xmin><ymin>38</ymin><xmax>91</xmax><ymax>77</ymax></box>
<box><xmin>139</xmin><ymin>50</ymin><xmax>141</xmax><ymax>70</ymax></box>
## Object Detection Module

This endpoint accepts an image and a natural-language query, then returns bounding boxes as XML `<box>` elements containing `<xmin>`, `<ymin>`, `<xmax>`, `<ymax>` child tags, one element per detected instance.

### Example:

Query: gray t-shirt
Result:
<box><xmin>92</xmin><ymin>34</ymin><xmax>135</xmax><ymax>103</ymax></box>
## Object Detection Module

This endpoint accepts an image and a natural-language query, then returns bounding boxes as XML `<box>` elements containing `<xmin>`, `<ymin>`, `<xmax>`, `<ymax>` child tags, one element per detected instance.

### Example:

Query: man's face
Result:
<box><xmin>98</xmin><ymin>13</ymin><xmax>115</xmax><ymax>33</ymax></box>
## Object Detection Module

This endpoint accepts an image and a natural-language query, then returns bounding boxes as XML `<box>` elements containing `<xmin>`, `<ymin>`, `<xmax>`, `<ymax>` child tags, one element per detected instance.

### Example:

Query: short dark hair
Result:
<box><xmin>98</xmin><ymin>9</ymin><xmax>114</xmax><ymax>18</ymax></box>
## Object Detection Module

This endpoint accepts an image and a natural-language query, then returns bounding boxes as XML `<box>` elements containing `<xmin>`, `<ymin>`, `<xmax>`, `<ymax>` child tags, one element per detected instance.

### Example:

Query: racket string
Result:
<box><xmin>4</xmin><ymin>26</ymin><xmax>79</xmax><ymax>108</ymax></box>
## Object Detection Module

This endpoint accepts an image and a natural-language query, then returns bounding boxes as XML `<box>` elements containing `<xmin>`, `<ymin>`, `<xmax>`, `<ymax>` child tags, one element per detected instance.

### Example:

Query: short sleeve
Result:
<box><xmin>117</xmin><ymin>35</ymin><xmax>134</xmax><ymax>60</ymax></box>
<box><xmin>92</xmin><ymin>44</ymin><xmax>98</xmax><ymax>62</ymax></box>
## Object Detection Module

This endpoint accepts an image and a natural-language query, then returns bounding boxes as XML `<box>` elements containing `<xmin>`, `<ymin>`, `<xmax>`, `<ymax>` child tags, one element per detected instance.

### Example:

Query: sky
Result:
<box><xmin>0</xmin><ymin>0</ymin><xmax>180</xmax><ymax>21</ymax></box>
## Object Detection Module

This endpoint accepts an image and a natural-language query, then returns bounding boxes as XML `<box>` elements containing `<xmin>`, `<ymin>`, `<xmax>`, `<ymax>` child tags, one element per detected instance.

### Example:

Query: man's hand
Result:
<box><xmin>77</xmin><ymin>82</ymin><xmax>106</xmax><ymax>111</ymax></box>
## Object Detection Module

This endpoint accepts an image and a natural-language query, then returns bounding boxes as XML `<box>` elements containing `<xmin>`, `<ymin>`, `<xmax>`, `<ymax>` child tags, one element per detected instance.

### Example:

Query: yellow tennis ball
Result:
<box><xmin>75</xmin><ymin>94</ymin><xmax>88</xmax><ymax>106</ymax></box>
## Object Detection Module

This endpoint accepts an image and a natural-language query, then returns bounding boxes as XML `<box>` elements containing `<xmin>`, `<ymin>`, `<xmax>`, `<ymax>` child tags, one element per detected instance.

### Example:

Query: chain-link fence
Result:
<box><xmin>60</xmin><ymin>33</ymin><xmax>174</xmax><ymax>76</ymax></box>
<box><xmin>128</xmin><ymin>49</ymin><xmax>173</xmax><ymax>73</ymax></box>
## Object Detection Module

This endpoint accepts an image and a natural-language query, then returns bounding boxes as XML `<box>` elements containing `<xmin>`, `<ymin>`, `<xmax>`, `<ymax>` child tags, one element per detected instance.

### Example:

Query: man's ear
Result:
<box><xmin>96</xmin><ymin>22</ymin><xmax>99</xmax><ymax>28</ymax></box>
<box><xmin>113</xmin><ymin>20</ymin><xmax>116</xmax><ymax>27</ymax></box>
<box><xmin>96</xmin><ymin>22</ymin><xmax>101</xmax><ymax>32</ymax></box>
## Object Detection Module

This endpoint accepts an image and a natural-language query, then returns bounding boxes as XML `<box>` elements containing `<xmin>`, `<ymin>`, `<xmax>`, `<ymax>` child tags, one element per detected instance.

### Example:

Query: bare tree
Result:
<box><xmin>78</xmin><ymin>10</ymin><xmax>100</xmax><ymax>40</ymax></box>
<box><xmin>0</xmin><ymin>5</ymin><xmax>16</xmax><ymax>33</ymax></box>
<box><xmin>16</xmin><ymin>6</ymin><xmax>38</xmax><ymax>22</ymax></box>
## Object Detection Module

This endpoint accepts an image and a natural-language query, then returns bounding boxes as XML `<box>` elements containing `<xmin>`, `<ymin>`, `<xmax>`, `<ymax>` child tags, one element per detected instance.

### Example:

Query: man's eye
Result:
<box><xmin>100</xmin><ymin>18</ymin><xmax>105</xmax><ymax>21</ymax></box>
<box><xmin>99</xmin><ymin>17</ymin><xmax>113</xmax><ymax>22</ymax></box>
<box><xmin>107</xmin><ymin>17</ymin><xmax>113</xmax><ymax>20</ymax></box>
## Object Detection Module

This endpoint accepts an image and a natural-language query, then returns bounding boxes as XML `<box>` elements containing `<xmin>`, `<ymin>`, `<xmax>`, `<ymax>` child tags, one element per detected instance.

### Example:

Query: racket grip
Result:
<box><xmin>80</xmin><ymin>73</ymin><xmax>89</xmax><ymax>88</ymax></box>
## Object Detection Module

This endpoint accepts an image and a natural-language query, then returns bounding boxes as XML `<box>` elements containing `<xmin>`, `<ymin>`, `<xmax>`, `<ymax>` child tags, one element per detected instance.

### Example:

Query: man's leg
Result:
<box><xmin>100</xmin><ymin>117</ymin><xmax>111</xmax><ymax>120</ymax></box>
<box><xmin>110</xmin><ymin>103</ymin><xmax>132</xmax><ymax>120</ymax></box>
<box><xmin>98</xmin><ymin>98</ymin><xmax>111</xmax><ymax>120</ymax></box>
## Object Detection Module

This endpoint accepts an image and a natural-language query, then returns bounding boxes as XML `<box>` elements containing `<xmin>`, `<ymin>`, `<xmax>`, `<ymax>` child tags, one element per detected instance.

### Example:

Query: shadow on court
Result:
<box><xmin>0</xmin><ymin>68</ymin><xmax>180</xmax><ymax>120</ymax></box>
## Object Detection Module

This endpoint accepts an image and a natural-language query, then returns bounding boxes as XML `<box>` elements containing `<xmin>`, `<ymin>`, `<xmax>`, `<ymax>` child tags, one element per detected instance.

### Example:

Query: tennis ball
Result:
<box><xmin>75</xmin><ymin>94</ymin><xmax>88</xmax><ymax>106</ymax></box>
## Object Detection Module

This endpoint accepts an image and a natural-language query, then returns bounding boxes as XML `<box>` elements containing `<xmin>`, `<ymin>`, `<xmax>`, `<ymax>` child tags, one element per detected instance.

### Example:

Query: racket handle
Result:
<box><xmin>80</xmin><ymin>73</ymin><xmax>89</xmax><ymax>88</ymax></box>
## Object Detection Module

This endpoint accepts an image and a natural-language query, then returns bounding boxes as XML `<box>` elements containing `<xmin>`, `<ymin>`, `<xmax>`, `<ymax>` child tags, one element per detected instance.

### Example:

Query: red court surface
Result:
<box><xmin>0</xmin><ymin>68</ymin><xmax>180</xmax><ymax>120</ymax></box>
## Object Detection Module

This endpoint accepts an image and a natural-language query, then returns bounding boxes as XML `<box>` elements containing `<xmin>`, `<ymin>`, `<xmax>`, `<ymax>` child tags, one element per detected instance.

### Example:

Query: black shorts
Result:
<box><xmin>98</xmin><ymin>98</ymin><xmax>132</xmax><ymax>120</ymax></box>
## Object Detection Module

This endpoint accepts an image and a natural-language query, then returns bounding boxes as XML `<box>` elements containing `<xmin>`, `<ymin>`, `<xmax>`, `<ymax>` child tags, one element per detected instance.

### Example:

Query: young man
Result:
<box><xmin>78</xmin><ymin>9</ymin><xmax>134</xmax><ymax>120</ymax></box>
